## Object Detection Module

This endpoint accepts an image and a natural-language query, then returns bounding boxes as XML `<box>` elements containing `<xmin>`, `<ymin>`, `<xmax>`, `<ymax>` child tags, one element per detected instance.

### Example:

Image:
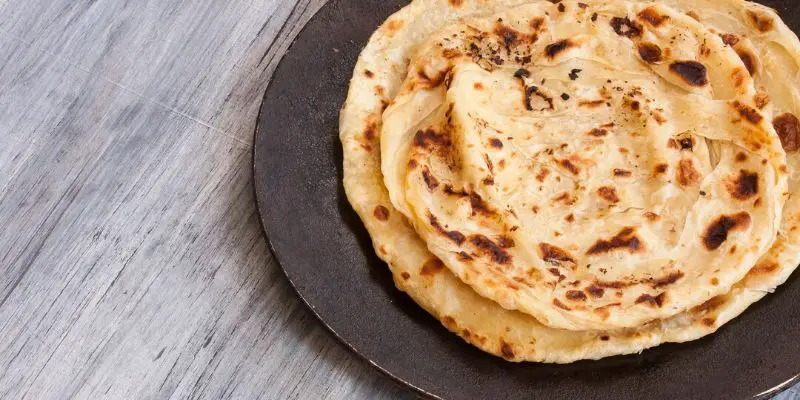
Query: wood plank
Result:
<box><xmin>0</xmin><ymin>0</ymin><xmax>326</xmax><ymax>143</ymax></box>
<box><xmin>0</xmin><ymin>1</ymin><xmax>411</xmax><ymax>398</ymax></box>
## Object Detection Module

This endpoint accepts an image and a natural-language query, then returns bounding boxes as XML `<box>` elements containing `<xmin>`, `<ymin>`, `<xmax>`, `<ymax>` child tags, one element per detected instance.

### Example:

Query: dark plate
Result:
<box><xmin>254</xmin><ymin>1</ymin><xmax>800</xmax><ymax>398</ymax></box>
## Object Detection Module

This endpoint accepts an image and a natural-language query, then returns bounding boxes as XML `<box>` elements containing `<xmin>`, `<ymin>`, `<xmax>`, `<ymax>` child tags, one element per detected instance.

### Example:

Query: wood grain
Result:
<box><xmin>0</xmin><ymin>0</ymin><xmax>412</xmax><ymax>398</ymax></box>
<box><xmin>0</xmin><ymin>0</ymin><xmax>794</xmax><ymax>399</ymax></box>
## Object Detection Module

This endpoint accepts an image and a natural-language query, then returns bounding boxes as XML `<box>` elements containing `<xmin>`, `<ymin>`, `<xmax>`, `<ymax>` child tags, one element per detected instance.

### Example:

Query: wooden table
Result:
<box><xmin>0</xmin><ymin>1</ymin><xmax>795</xmax><ymax>398</ymax></box>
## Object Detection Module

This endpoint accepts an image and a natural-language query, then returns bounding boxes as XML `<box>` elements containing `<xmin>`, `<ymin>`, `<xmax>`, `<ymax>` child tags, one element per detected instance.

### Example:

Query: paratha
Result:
<box><xmin>341</xmin><ymin>0</ymin><xmax>800</xmax><ymax>361</ymax></box>
<box><xmin>381</xmin><ymin>0</ymin><xmax>788</xmax><ymax>331</ymax></box>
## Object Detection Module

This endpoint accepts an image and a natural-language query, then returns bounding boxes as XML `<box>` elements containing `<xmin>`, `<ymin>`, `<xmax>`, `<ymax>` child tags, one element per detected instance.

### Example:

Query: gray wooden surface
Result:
<box><xmin>0</xmin><ymin>0</ymin><xmax>795</xmax><ymax>399</ymax></box>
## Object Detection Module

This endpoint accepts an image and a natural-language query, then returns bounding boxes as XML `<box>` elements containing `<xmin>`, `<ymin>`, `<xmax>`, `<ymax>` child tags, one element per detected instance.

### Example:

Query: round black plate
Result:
<box><xmin>254</xmin><ymin>1</ymin><xmax>800</xmax><ymax>398</ymax></box>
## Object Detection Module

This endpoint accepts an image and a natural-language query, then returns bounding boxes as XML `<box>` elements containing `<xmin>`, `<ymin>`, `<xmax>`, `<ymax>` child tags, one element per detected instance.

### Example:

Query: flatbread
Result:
<box><xmin>341</xmin><ymin>0</ymin><xmax>800</xmax><ymax>362</ymax></box>
<box><xmin>380</xmin><ymin>0</ymin><xmax>788</xmax><ymax>331</ymax></box>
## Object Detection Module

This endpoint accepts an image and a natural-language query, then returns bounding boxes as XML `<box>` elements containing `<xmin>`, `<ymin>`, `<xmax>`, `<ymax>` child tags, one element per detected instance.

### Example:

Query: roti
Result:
<box><xmin>341</xmin><ymin>0</ymin><xmax>800</xmax><ymax>361</ymax></box>
<box><xmin>381</xmin><ymin>0</ymin><xmax>787</xmax><ymax>331</ymax></box>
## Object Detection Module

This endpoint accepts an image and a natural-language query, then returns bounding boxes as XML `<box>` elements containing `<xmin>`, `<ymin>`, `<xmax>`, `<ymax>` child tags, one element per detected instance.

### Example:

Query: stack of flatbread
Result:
<box><xmin>340</xmin><ymin>0</ymin><xmax>800</xmax><ymax>362</ymax></box>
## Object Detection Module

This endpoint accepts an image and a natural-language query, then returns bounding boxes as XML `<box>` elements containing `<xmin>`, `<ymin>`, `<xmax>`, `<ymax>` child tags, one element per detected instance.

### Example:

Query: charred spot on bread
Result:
<box><xmin>669</xmin><ymin>61</ymin><xmax>709</xmax><ymax>86</ymax></box>
<box><xmin>545</xmin><ymin>39</ymin><xmax>576</xmax><ymax>58</ymax></box>
<box><xmin>636</xmin><ymin>292</ymin><xmax>667</xmax><ymax>307</ymax></box>
<box><xmin>373</xmin><ymin>205</ymin><xmax>390</xmax><ymax>221</ymax></box>
<box><xmin>774</xmin><ymin>113</ymin><xmax>800</xmax><ymax>152</ymax></box>
<box><xmin>725</xmin><ymin>170</ymin><xmax>759</xmax><ymax>200</ymax></box>
<box><xmin>471</xmin><ymin>235</ymin><xmax>512</xmax><ymax>264</ymax></box>
<box><xmin>638</xmin><ymin>42</ymin><xmax>663</xmax><ymax>63</ymax></box>
<box><xmin>637</xmin><ymin>7</ymin><xmax>670</xmax><ymax>26</ymax></box>
<box><xmin>702</xmin><ymin>212</ymin><xmax>752</xmax><ymax>251</ymax></box>
<box><xmin>539</xmin><ymin>243</ymin><xmax>576</xmax><ymax>266</ymax></box>
<box><xmin>611</xmin><ymin>16</ymin><xmax>643</xmax><ymax>38</ymax></box>
<box><xmin>587</xmin><ymin>227</ymin><xmax>644</xmax><ymax>255</ymax></box>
